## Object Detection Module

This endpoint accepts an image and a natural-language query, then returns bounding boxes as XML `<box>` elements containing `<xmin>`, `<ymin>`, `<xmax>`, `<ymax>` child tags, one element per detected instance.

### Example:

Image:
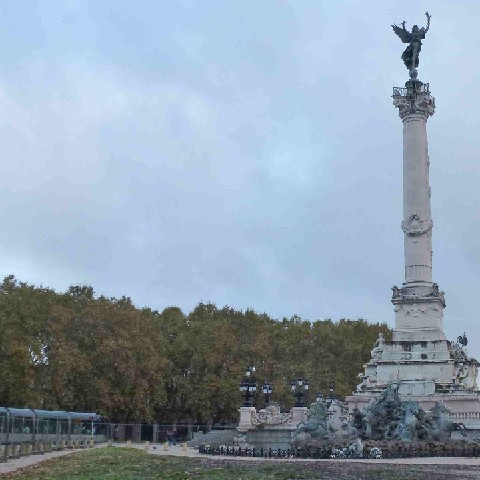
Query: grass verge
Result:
<box><xmin>2</xmin><ymin>447</ymin><xmax>478</xmax><ymax>480</ymax></box>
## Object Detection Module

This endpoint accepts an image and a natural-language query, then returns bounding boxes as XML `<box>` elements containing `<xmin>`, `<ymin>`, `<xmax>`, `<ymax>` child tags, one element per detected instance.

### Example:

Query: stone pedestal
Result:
<box><xmin>237</xmin><ymin>406</ymin><xmax>255</xmax><ymax>433</ymax></box>
<box><xmin>291</xmin><ymin>407</ymin><xmax>308</xmax><ymax>426</ymax></box>
<box><xmin>246</xmin><ymin>428</ymin><xmax>296</xmax><ymax>450</ymax></box>
<box><xmin>236</xmin><ymin>403</ymin><xmax>303</xmax><ymax>449</ymax></box>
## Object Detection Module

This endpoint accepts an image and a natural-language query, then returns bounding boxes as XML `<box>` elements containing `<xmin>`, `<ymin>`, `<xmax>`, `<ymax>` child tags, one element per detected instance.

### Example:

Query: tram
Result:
<box><xmin>0</xmin><ymin>407</ymin><xmax>106</xmax><ymax>446</ymax></box>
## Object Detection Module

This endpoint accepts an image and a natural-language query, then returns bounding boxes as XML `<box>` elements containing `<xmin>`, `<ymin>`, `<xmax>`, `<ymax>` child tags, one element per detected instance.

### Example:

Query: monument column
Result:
<box><xmin>397</xmin><ymin>81</ymin><xmax>435</xmax><ymax>286</ymax></box>
<box><xmin>392</xmin><ymin>79</ymin><xmax>446</xmax><ymax>342</ymax></box>
<box><xmin>347</xmin><ymin>14</ymin><xmax>479</xmax><ymax>412</ymax></box>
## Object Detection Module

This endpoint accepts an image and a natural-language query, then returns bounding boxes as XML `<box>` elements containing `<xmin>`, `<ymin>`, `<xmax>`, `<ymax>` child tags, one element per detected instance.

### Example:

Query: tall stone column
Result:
<box><xmin>392</xmin><ymin>80</ymin><xmax>446</xmax><ymax>343</ymax></box>
<box><xmin>398</xmin><ymin>81</ymin><xmax>434</xmax><ymax>285</ymax></box>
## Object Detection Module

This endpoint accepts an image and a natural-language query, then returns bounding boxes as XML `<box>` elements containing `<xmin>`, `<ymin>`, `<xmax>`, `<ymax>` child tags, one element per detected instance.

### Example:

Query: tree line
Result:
<box><xmin>0</xmin><ymin>275</ymin><xmax>391</xmax><ymax>425</ymax></box>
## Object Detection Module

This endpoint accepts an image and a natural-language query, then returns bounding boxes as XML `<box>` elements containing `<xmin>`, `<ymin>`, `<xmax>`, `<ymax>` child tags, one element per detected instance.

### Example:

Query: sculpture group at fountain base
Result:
<box><xmin>346</xmin><ymin>330</ymin><xmax>480</xmax><ymax>438</ymax></box>
<box><xmin>233</xmin><ymin>383</ymin><xmax>480</xmax><ymax>458</ymax></box>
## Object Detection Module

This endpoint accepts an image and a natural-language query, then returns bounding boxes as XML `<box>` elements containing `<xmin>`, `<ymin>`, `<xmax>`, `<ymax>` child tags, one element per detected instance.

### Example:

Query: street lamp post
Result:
<box><xmin>262</xmin><ymin>381</ymin><xmax>273</xmax><ymax>406</ymax></box>
<box><xmin>327</xmin><ymin>380</ymin><xmax>335</xmax><ymax>406</ymax></box>
<box><xmin>290</xmin><ymin>378</ymin><xmax>309</xmax><ymax>407</ymax></box>
<box><xmin>239</xmin><ymin>366</ymin><xmax>257</xmax><ymax>407</ymax></box>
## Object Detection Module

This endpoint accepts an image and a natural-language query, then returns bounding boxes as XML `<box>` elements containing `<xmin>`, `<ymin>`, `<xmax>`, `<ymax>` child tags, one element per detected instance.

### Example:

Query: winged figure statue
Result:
<box><xmin>392</xmin><ymin>12</ymin><xmax>431</xmax><ymax>74</ymax></box>
<box><xmin>457</xmin><ymin>332</ymin><xmax>468</xmax><ymax>347</ymax></box>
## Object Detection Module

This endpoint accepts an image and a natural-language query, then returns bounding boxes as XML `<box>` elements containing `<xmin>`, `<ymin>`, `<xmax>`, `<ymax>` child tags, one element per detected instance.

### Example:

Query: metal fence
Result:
<box><xmin>199</xmin><ymin>442</ymin><xmax>480</xmax><ymax>459</ymax></box>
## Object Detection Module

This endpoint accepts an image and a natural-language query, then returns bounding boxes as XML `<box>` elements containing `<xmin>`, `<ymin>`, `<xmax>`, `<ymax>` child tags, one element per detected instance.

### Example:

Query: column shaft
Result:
<box><xmin>402</xmin><ymin>113</ymin><xmax>433</xmax><ymax>285</ymax></box>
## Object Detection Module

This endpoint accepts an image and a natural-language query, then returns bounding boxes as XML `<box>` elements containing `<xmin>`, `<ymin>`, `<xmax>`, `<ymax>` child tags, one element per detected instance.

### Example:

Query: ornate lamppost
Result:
<box><xmin>327</xmin><ymin>380</ymin><xmax>335</xmax><ymax>406</ymax></box>
<box><xmin>262</xmin><ymin>381</ymin><xmax>273</xmax><ymax>406</ymax></box>
<box><xmin>239</xmin><ymin>366</ymin><xmax>257</xmax><ymax>407</ymax></box>
<box><xmin>290</xmin><ymin>378</ymin><xmax>309</xmax><ymax>407</ymax></box>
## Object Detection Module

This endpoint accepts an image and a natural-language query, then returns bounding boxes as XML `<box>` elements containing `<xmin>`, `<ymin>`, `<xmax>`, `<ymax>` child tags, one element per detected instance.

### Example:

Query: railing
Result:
<box><xmin>198</xmin><ymin>444</ymin><xmax>377</xmax><ymax>459</ymax></box>
<box><xmin>393</xmin><ymin>83</ymin><xmax>430</xmax><ymax>97</ymax></box>
<box><xmin>449</xmin><ymin>412</ymin><xmax>480</xmax><ymax>421</ymax></box>
<box><xmin>200</xmin><ymin>445</ymin><xmax>292</xmax><ymax>458</ymax></box>
<box><xmin>199</xmin><ymin>441</ymin><xmax>480</xmax><ymax>459</ymax></box>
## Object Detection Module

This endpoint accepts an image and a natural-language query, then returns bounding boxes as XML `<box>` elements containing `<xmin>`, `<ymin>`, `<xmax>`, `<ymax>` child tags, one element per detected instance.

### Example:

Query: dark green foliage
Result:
<box><xmin>0</xmin><ymin>275</ymin><xmax>391</xmax><ymax>424</ymax></box>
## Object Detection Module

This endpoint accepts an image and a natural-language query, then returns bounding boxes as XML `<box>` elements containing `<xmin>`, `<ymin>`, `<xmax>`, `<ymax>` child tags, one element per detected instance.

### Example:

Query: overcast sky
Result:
<box><xmin>1</xmin><ymin>1</ymin><xmax>480</xmax><ymax>359</ymax></box>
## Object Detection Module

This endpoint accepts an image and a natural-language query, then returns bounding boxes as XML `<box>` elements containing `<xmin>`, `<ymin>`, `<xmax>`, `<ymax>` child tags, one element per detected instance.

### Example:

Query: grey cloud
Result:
<box><xmin>0</xmin><ymin>0</ymin><xmax>479</xmax><ymax>361</ymax></box>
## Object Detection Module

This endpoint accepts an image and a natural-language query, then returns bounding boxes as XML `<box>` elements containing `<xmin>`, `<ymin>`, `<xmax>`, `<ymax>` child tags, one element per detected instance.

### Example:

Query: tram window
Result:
<box><xmin>23</xmin><ymin>419</ymin><xmax>34</xmax><ymax>433</ymax></box>
<box><xmin>14</xmin><ymin>418</ymin><xmax>24</xmax><ymax>433</ymax></box>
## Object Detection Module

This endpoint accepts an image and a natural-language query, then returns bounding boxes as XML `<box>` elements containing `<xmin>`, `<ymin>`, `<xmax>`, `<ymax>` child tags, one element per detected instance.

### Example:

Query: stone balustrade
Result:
<box><xmin>449</xmin><ymin>412</ymin><xmax>480</xmax><ymax>421</ymax></box>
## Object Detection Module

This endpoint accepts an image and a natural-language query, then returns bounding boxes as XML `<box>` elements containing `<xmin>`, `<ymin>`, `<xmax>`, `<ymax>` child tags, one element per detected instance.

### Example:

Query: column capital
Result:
<box><xmin>393</xmin><ymin>80</ymin><xmax>435</xmax><ymax>120</ymax></box>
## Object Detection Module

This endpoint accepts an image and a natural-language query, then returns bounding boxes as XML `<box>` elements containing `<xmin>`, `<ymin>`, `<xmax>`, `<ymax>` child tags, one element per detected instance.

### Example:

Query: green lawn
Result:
<box><xmin>2</xmin><ymin>447</ymin><xmax>477</xmax><ymax>480</ymax></box>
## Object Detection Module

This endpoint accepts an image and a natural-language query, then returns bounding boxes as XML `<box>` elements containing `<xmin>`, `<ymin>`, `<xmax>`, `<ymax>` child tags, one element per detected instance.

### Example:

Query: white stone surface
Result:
<box><xmin>348</xmin><ymin>80</ymin><xmax>479</xmax><ymax>425</ymax></box>
<box><xmin>402</xmin><ymin>113</ymin><xmax>433</xmax><ymax>285</ymax></box>
<box><xmin>291</xmin><ymin>406</ymin><xmax>308</xmax><ymax>426</ymax></box>
<box><xmin>237</xmin><ymin>406</ymin><xmax>256</xmax><ymax>432</ymax></box>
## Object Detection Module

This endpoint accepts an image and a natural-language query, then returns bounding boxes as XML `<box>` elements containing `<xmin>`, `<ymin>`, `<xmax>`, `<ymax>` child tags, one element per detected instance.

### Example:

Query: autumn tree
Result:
<box><xmin>0</xmin><ymin>275</ymin><xmax>392</xmax><ymax>424</ymax></box>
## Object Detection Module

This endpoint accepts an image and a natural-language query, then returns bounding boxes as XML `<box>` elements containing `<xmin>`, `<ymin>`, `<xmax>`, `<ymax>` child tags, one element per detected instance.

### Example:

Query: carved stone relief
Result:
<box><xmin>401</xmin><ymin>213</ymin><xmax>433</xmax><ymax>236</ymax></box>
<box><xmin>251</xmin><ymin>402</ymin><xmax>292</xmax><ymax>426</ymax></box>
<box><xmin>391</xmin><ymin>284</ymin><xmax>445</xmax><ymax>306</ymax></box>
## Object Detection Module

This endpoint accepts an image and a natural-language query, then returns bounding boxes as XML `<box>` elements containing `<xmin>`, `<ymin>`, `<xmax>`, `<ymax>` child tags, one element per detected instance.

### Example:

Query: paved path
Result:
<box><xmin>0</xmin><ymin>449</ymin><xmax>80</xmax><ymax>475</ymax></box>
<box><xmin>0</xmin><ymin>445</ymin><xmax>109</xmax><ymax>475</ymax></box>
<box><xmin>1</xmin><ymin>443</ymin><xmax>480</xmax><ymax>475</ymax></box>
